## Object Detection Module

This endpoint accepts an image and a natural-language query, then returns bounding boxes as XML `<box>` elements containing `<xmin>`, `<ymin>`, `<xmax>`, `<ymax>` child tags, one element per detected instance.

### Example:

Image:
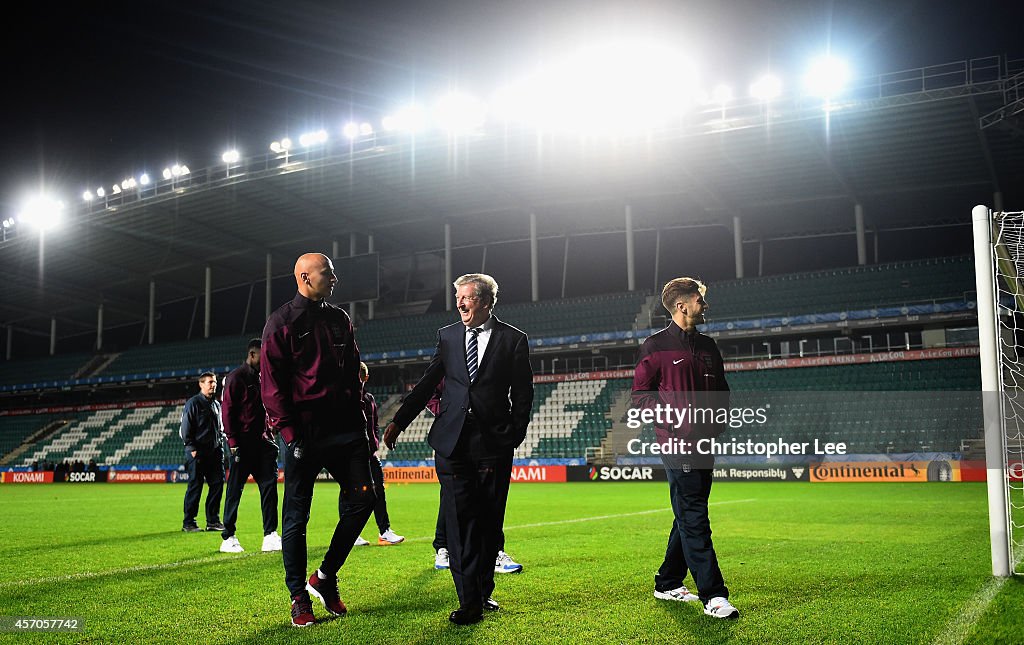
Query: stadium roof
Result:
<box><xmin>2</xmin><ymin>57</ymin><xmax>1023</xmax><ymax>341</ymax></box>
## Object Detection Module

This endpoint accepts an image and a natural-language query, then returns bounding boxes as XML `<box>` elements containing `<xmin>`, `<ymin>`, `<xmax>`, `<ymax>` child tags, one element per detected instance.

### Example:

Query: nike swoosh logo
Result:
<box><xmin>298</xmin><ymin>331</ymin><xmax>312</xmax><ymax>339</ymax></box>
<box><xmin>672</xmin><ymin>358</ymin><xmax>685</xmax><ymax>365</ymax></box>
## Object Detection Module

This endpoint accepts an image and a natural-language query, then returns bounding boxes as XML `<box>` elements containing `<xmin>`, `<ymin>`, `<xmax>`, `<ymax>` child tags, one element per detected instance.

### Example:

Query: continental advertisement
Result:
<box><xmin>807</xmin><ymin>460</ymin><xmax>967</xmax><ymax>482</ymax></box>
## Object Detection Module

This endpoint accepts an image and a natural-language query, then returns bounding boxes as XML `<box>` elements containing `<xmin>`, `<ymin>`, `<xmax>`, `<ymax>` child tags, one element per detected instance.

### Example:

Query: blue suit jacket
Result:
<box><xmin>392</xmin><ymin>315</ymin><xmax>534</xmax><ymax>458</ymax></box>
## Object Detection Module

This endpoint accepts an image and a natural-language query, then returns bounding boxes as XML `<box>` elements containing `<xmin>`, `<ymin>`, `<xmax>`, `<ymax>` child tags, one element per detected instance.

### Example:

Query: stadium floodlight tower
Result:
<box><xmin>972</xmin><ymin>203</ymin><xmax>1021</xmax><ymax>577</ymax></box>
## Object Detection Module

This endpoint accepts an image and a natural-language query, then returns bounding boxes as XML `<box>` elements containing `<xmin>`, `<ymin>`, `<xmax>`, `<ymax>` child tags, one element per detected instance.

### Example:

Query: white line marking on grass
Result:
<box><xmin>3</xmin><ymin>499</ymin><xmax>756</xmax><ymax>588</ymax></box>
<box><xmin>931</xmin><ymin>576</ymin><xmax>1008</xmax><ymax>645</ymax></box>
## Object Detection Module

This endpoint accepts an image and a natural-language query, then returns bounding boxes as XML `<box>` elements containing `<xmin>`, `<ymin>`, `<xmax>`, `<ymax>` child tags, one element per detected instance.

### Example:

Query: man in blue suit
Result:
<box><xmin>384</xmin><ymin>273</ymin><xmax>533</xmax><ymax>625</ymax></box>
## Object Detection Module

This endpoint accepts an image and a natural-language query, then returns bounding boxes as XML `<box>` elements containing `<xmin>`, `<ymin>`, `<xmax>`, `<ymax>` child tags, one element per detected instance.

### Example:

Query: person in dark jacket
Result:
<box><xmin>384</xmin><ymin>273</ymin><xmax>533</xmax><ymax>625</ymax></box>
<box><xmin>261</xmin><ymin>252</ymin><xmax>375</xmax><ymax>627</ymax></box>
<box><xmin>352</xmin><ymin>361</ymin><xmax>405</xmax><ymax>547</ymax></box>
<box><xmin>180</xmin><ymin>371</ymin><xmax>226</xmax><ymax>532</ymax></box>
<box><xmin>632</xmin><ymin>277</ymin><xmax>738</xmax><ymax>619</ymax></box>
<box><xmin>219</xmin><ymin>338</ymin><xmax>282</xmax><ymax>554</ymax></box>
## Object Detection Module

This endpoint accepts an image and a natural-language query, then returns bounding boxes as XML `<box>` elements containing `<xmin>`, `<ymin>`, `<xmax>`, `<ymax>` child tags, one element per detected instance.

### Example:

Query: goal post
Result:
<box><xmin>972</xmin><ymin>204</ymin><xmax>1014</xmax><ymax>577</ymax></box>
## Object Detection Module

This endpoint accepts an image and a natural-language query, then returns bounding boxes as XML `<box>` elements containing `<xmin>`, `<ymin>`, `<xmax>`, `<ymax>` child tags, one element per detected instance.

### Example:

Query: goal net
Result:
<box><xmin>973</xmin><ymin>205</ymin><xmax>1024</xmax><ymax>576</ymax></box>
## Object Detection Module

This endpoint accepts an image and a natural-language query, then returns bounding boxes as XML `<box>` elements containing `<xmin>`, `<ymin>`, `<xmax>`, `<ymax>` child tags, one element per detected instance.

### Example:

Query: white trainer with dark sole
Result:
<box><xmin>654</xmin><ymin>586</ymin><xmax>699</xmax><ymax>602</ymax></box>
<box><xmin>704</xmin><ymin>596</ymin><xmax>739</xmax><ymax>619</ymax></box>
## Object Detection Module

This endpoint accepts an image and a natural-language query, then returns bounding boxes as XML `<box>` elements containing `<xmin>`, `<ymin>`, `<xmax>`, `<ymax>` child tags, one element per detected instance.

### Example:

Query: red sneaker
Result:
<box><xmin>290</xmin><ymin>592</ymin><xmax>315</xmax><ymax>627</ymax></box>
<box><xmin>306</xmin><ymin>572</ymin><xmax>347</xmax><ymax>616</ymax></box>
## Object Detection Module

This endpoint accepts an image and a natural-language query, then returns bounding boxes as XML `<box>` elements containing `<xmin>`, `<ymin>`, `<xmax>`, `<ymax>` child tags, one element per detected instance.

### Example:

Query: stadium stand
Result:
<box><xmin>355</xmin><ymin>291</ymin><xmax>650</xmax><ymax>353</ymax></box>
<box><xmin>101</xmin><ymin>335</ymin><xmax>250</xmax><ymax>378</ymax></box>
<box><xmin>0</xmin><ymin>352</ymin><xmax>94</xmax><ymax>386</ymax></box>
<box><xmin>708</xmin><ymin>256</ymin><xmax>973</xmax><ymax>320</ymax></box>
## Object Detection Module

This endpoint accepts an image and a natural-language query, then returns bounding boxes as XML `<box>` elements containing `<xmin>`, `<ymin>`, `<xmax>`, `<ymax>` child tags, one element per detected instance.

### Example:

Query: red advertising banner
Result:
<box><xmin>0</xmin><ymin>398</ymin><xmax>186</xmax><ymax>417</ymax></box>
<box><xmin>1</xmin><ymin>471</ymin><xmax>54</xmax><ymax>483</ymax></box>
<box><xmin>107</xmin><ymin>470</ymin><xmax>168</xmax><ymax>483</ymax></box>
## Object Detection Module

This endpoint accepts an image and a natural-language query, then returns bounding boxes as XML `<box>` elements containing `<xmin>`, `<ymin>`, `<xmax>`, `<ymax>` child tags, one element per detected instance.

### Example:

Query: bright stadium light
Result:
<box><xmin>711</xmin><ymin>84</ymin><xmax>733</xmax><ymax>104</ymax></box>
<box><xmin>298</xmin><ymin>129</ymin><xmax>328</xmax><ymax>147</ymax></box>
<box><xmin>491</xmin><ymin>39</ymin><xmax>697</xmax><ymax>133</ymax></box>
<box><xmin>433</xmin><ymin>91</ymin><xmax>487</xmax><ymax>133</ymax></box>
<box><xmin>96</xmin><ymin>187</ymin><xmax>106</xmax><ymax>198</ymax></box>
<box><xmin>139</xmin><ymin>173</ymin><xmax>151</xmax><ymax>186</ymax></box>
<box><xmin>804</xmin><ymin>56</ymin><xmax>850</xmax><ymax>98</ymax></box>
<box><xmin>221</xmin><ymin>149</ymin><xmax>240</xmax><ymax>164</ymax></box>
<box><xmin>750</xmin><ymin>74</ymin><xmax>782</xmax><ymax>101</ymax></box>
<box><xmin>17</xmin><ymin>195</ymin><xmax>65</xmax><ymax>232</ymax></box>
<box><xmin>111</xmin><ymin>184</ymin><xmax>122</xmax><ymax>195</ymax></box>
<box><xmin>83</xmin><ymin>190</ymin><xmax>94</xmax><ymax>201</ymax></box>
<box><xmin>381</xmin><ymin>105</ymin><xmax>427</xmax><ymax>133</ymax></box>
<box><xmin>359</xmin><ymin>122</ymin><xmax>374</xmax><ymax>136</ymax></box>
<box><xmin>342</xmin><ymin>121</ymin><xmax>360</xmax><ymax>139</ymax></box>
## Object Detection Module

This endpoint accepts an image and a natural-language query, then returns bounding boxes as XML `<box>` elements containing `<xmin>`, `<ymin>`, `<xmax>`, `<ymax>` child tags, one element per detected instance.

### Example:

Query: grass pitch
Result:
<box><xmin>0</xmin><ymin>480</ymin><xmax>1016</xmax><ymax>644</ymax></box>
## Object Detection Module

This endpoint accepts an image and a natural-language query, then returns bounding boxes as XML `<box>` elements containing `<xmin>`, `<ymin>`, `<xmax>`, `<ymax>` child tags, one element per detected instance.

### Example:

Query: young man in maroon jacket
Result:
<box><xmin>219</xmin><ymin>338</ymin><xmax>281</xmax><ymax>554</ymax></box>
<box><xmin>632</xmin><ymin>277</ymin><xmax>739</xmax><ymax>619</ymax></box>
<box><xmin>261</xmin><ymin>253</ymin><xmax>376</xmax><ymax>627</ymax></box>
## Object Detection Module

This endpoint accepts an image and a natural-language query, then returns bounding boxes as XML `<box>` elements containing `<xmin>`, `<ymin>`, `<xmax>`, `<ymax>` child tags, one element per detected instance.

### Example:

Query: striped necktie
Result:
<box><xmin>467</xmin><ymin>327</ymin><xmax>481</xmax><ymax>382</ymax></box>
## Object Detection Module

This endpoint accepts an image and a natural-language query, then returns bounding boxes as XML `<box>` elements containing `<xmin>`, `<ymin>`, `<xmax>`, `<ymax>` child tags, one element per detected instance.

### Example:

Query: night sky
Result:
<box><xmin>3</xmin><ymin>0</ymin><xmax>1023</xmax><ymax>218</ymax></box>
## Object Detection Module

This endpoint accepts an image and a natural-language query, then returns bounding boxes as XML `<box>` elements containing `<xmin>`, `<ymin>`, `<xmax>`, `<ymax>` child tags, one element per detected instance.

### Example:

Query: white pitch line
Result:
<box><xmin>3</xmin><ymin>499</ymin><xmax>756</xmax><ymax>588</ymax></box>
<box><xmin>931</xmin><ymin>576</ymin><xmax>1009</xmax><ymax>645</ymax></box>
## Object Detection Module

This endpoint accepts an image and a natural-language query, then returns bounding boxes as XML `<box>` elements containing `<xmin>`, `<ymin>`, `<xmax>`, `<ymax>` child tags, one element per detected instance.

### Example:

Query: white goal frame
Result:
<box><xmin>972</xmin><ymin>204</ymin><xmax>1016</xmax><ymax>577</ymax></box>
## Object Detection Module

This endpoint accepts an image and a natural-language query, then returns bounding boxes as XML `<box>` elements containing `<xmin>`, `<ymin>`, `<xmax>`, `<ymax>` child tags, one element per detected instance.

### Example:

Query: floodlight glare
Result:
<box><xmin>750</xmin><ymin>74</ymin><xmax>782</xmax><ymax>101</ymax></box>
<box><xmin>433</xmin><ymin>92</ymin><xmax>487</xmax><ymax>133</ymax></box>
<box><xmin>279</xmin><ymin>138</ymin><xmax>292</xmax><ymax>151</ymax></box>
<box><xmin>804</xmin><ymin>56</ymin><xmax>850</xmax><ymax>98</ymax></box>
<box><xmin>298</xmin><ymin>129</ymin><xmax>328</xmax><ymax>147</ymax></box>
<box><xmin>342</xmin><ymin>122</ymin><xmax>360</xmax><ymax>139</ymax></box>
<box><xmin>270</xmin><ymin>141</ymin><xmax>283</xmax><ymax>153</ymax></box>
<box><xmin>712</xmin><ymin>84</ymin><xmax>733</xmax><ymax>104</ymax></box>
<box><xmin>139</xmin><ymin>173</ymin><xmax>150</xmax><ymax>186</ymax></box>
<box><xmin>17</xmin><ymin>195</ymin><xmax>65</xmax><ymax>232</ymax></box>
<box><xmin>222</xmin><ymin>149</ymin><xmax>240</xmax><ymax>164</ymax></box>
<box><xmin>162</xmin><ymin>168</ymin><xmax>173</xmax><ymax>180</ymax></box>
<box><xmin>112</xmin><ymin>184</ymin><xmax>122</xmax><ymax>194</ymax></box>
<box><xmin>359</xmin><ymin>122</ymin><xmax>374</xmax><ymax>136</ymax></box>
<box><xmin>382</xmin><ymin>105</ymin><xmax>426</xmax><ymax>133</ymax></box>
<box><xmin>83</xmin><ymin>190</ymin><xmax>94</xmax><ymax>201</ymax></box>
<box><xmin>96</xmin><ymin>187</ymin><xmax>106</xmax><ymax>198</ymax></box>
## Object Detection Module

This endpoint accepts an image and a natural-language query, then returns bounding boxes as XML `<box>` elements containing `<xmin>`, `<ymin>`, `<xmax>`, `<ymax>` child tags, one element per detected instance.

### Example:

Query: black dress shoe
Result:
<box><xmin>206</xmin><ymin>522</ymin><xmax>226</xmax><ymax>531</ymax></box>
<box><xmin>449</xmin><ymin>607</ymin><xmax>483</xmax><ymax>625</ymax></box>
<box><xmin>182</xmin><ymin>524</ymin><xmax>202</xmax><ymax>533</ymax></box>
<box><xmin>483</xmin><ymin>598</ymin><xmax>500</xmax><ymax>612</ymax></box>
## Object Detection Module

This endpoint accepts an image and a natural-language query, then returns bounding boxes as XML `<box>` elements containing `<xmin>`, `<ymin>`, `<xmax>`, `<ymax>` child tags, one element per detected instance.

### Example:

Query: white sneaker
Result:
<box><xmin>378</xmin><ymin>529</ymin><xmax>405</xmax><ymax>545</ymax></box>
<box><xmin>434</xmin><ymin>548</ymin><xmax>450</xmax><ymax>570</ymax></box>
<box><xmin>354</xmin><ymin>536</ymin><xmax>370</xmax><ymax>546</ymax></box>
<box><xmin>261</xmin><ymin>532</ymin><xmax>282</xmax><ymax>552</ymax></box>
<box><xmin>495</xmin><ymin>550</ymin><xmax>523</xmax><ymax>573</ymax></box>
<box><xmin>220</xmin><ymin>536</ymin><xmax>244</xmax><ymax>553</ymax></box>
<box><xmin>704</xmin><ymin>596</ymin><xmax>739</xmax><ymax>619</ymax></box>
<box><xmin>654</xmin><ymin>586</ymin><xmax>699</xmax><ymax>602</ymax></box>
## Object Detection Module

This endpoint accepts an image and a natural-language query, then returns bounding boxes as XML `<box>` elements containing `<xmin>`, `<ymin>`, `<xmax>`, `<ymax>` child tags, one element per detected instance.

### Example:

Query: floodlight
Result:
<box><xmin>17</xmin><ymin>195</ymin><xmax>65</xmax><ymax>231</ymax></box>
<box><xmin>96</xmin><ymin>187</ymin><xmax>106</xmax><ymax>197</ymax></box>
<box><xmin>711</xmin><ymin>84</ymin><xmax>733</xmax><ymax>104</ymax></box>
<box><xmin>83</xmin><ymin>190</ymin><xmax>94</xmax><ymax>201</ymax></box>
<box><xmin>270</xmin><ymin>141</ymin><xmax>283</xmax><ymax>153</ymax></box>
<box><xmin>162</xmin><ymin>168</ymin><xmax>173</xmax><ymax>180</ymax></box>
<box><xmin>298</xmin><ymin>129</ymin><xmax>328</xmax><ymax>147</ymax></box>
<box><xmin>222</xmin><ymin>149</ymin><xmax>240</xmax><ymax>164</ymax></box>
<box><xmin>359</xmin><ymin>122</ymin><xmax>374</xmax><ymax>136</ymax></box>
<box><xmin>2</xmin><ymin>218</ymin><xmax>11</xmax><ymax>228</ymax></box>
<box><xmin>804</xmin><ymin>56</ymin><xmax>850</xmax><ymax>98</ymax></box>
<box><xmin>342</xmin><ymin>122</ymin><xmax>360</xmax><ymax>139</ymax></box>
<box><xmin>139</xmin><ymin>173</ymin><xmax>150</xmax><ymax>186</ymax></box>
<box><xmin>381</xmin><ymin>105</ymin><xmax>426</xmax><ymax>133</ymax></box>
<box><xmin>433</xmin><ymin>91</ymin><xmax>487</xmax><ymax>133</ymax></box>
<box><xmin>279</xmin><ymin>138</ymin><xmax>292</xmax><ymax>151</ymax></box>
<box><xmin>750</xmin><ymin>74</ymin><xmax>782</xmax><ymax>101</ymax></box>
<box><xmin>179</xmin><ymin>165</ymin><xmax>190</xmax><ymax>175</ymax></box>
<box><xmin>112</xmin><ymin>184</ymin><xmax>122</xmax><ymax>194</ymax></box>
